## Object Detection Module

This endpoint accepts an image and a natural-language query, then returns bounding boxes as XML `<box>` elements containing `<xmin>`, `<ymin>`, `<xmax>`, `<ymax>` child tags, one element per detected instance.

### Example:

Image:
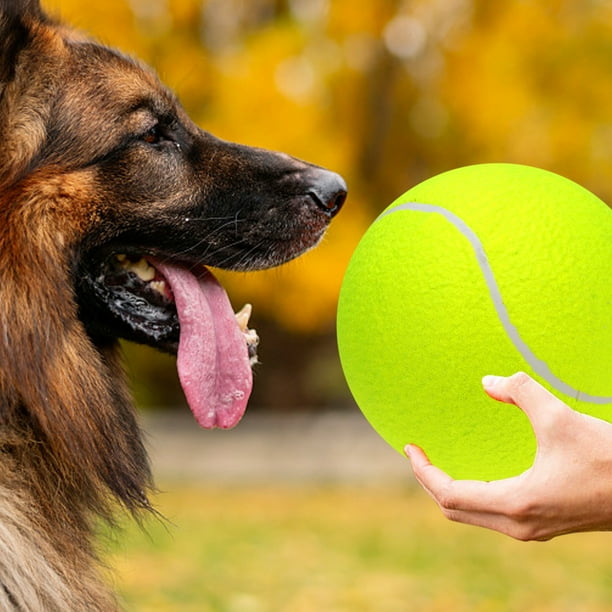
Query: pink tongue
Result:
<box><xmin>155</xmin><ymin>263</ymin><xmax>253</xmax><ymax>429</ymax></box>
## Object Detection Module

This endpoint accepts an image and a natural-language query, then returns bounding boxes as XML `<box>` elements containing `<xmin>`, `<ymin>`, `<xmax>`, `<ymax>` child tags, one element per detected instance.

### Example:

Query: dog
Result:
<box><xmin>0</xmin><ymin>1</ymin><xmax>346</xmax><ymax>609</ymax></box>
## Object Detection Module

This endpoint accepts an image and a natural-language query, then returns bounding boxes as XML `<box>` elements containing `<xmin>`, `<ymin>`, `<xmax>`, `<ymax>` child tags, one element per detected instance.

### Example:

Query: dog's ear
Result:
<box><xmin>0</xmin><ymin>0</ymin><xmax>44</xmax><ymax>84</ymax></box>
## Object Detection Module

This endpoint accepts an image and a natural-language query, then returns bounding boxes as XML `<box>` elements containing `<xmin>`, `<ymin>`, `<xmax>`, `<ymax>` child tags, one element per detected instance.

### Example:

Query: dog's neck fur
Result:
<box><xmin>0</xmin><ymin>223</ymin><xmax>153</xmax><ymax>610</ymax></box>
<box><xmin>0</xmin><ymin>337</ymin><xmax>152</xmax><ymax>610</ymax></box>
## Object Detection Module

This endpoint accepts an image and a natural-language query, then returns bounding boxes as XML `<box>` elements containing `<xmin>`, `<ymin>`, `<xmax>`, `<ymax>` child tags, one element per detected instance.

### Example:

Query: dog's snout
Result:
<box><xmin>308</xmin><ymin>170</ymin><xmax>347</xmax><ymax>217</ymax></box>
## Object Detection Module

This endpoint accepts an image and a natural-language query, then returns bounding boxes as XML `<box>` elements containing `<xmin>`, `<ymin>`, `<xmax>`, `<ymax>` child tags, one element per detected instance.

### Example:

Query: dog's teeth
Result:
<box><xmin>131</xmin><ymin>258</ymin><xmax>156</xmax><ymax>282</ymax></box>
<box><xmin>150</xmin><ymin>280</ymin><xmax>166</xmax><ymax>295</ymax></box>
<box><xmin>116</xmin><ymin>255</ymin><xmax>156</xmax><ymax>282</ymax></box>
<box><xmin>244</xmin><ymin>328</ymin><xmax>259</xmax><ymax>347</ymax></box>
<box><xmin>235</xmin><ymin>304</ymin><xmax>252</xmax><ymax>332</ymax></box>
<box><xmin>235</xmin><ymin>304</ymin><xmax>259</xmax><ymax>363</ymax></box>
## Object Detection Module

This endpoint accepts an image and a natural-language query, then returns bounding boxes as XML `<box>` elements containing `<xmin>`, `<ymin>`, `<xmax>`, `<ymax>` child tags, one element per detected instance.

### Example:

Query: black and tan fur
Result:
<box><xmin>0</xmin><ymin>1</ymin><xmax>345</xmax><ymax>608</ymax></box>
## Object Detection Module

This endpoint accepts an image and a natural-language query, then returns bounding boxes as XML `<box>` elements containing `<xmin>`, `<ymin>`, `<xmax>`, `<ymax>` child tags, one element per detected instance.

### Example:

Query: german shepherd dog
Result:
<box><xmin>0</xmin><ymin>0</ymin><xmax>346</xmax><ymax>608</ymax></box>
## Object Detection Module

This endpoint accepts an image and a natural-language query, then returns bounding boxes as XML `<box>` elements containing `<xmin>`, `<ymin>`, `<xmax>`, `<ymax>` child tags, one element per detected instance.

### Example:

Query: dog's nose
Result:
<box><xmin>308</xmin><ymin>170</ymin><xmax>347</xmax><ymax>218</ymax></box>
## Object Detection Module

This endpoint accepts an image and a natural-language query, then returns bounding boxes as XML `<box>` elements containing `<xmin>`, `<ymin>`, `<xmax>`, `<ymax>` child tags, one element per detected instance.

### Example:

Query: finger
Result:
<box><xmin>405</xmin><ymin>444</ymin><xmax>514</xmax><ymax>514</ymax></box>
<box><xmin>404</xmin><ymin>443</ymin><xmax>451</xmax><ymax>501</ymax></box>
<box><xmin>405</xmin><ymin>445</ymin><xmax>549</xmax><ymax>538</ymax></box>
<box><xmin>482</xmin><ymin>372</ymin><xmax>567</xmax><ymax>430</ymax></box>
<box><xmin>405</xmin><ymin>444</ymin><xmax>454</xmax><ymax>502</ymax></box>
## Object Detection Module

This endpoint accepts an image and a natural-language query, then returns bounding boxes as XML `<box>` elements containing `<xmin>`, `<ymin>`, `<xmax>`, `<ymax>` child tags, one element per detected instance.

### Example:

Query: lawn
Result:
<box><xmin>104</xmin><ymin>483</ymin><xmax>612</xmax><ymax>611</ymax></box>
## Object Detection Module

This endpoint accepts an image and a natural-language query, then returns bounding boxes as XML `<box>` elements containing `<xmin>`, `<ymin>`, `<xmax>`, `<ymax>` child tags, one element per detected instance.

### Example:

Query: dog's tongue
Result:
<box><xmin>155</xmin><ymin>263</ymin><xmax>252</xmax><ymax>429</ymax></box>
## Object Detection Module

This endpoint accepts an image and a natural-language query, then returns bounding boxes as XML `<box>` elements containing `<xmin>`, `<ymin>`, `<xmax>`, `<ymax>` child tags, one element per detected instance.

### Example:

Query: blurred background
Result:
<box><xmin>46</xmin><ymin>0</ymin><xmax>612</xmax><ymax>609</ymax></box>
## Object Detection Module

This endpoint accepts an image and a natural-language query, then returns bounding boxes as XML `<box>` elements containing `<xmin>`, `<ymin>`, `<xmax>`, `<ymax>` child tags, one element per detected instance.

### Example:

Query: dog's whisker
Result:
<box><xmin>155</xmin><ymin>218</ymin><xmax>257</xmax><ymax>265</ymax></box>
<box><xmin>182</xmin><ymin>215</ymin><xmax>248</xmax><ymax>224</ymax></box>
<box><xmin>218</xmin><ymin>242</ymin><xmax>274</xmax><ymax>272</ymax></box>
<box><xmin>160</xmin><ymin>218</ymin><xmax>249</xmax><ymax>262</ymax></box>
<box><xmin>233</xmin><ymin>240</ymin><xmax>272</xmax><ymax>270</ymax></box>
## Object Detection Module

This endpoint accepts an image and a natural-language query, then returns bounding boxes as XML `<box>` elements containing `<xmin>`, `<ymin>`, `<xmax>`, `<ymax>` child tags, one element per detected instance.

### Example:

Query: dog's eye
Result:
<box><xmin>142</xmin><ymin>125</ymin><xmax>163</xmax><ymax>145</ymax></box>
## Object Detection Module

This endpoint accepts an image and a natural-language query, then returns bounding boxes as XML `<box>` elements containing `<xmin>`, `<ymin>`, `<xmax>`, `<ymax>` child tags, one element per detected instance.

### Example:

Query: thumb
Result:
<box><xmin>482</xmin><ymin>372</ymin><xmax>567</xmax><ymax>433</ymax></box>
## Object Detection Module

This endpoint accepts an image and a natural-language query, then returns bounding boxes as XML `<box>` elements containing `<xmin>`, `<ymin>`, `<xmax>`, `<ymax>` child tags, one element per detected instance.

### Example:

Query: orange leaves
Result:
<box><xmin>443</xmin><ymin>1</ymin><xmax>612</xmax><ymax>184</ymax></box>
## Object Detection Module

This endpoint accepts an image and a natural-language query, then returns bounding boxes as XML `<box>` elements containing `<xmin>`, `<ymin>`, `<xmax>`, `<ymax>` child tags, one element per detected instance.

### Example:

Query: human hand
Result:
<box><xmin>405</xmin><ymin>372</ymin><xmax>612</xmax><ymax>541</ymax></box>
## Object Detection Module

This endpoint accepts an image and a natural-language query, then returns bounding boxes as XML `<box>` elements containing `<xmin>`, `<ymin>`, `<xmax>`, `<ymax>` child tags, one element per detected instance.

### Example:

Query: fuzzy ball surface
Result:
<box><xmin>337</xmin><ymin>163</ymin><xmax>612</xmax><ymax>480</ymax></box>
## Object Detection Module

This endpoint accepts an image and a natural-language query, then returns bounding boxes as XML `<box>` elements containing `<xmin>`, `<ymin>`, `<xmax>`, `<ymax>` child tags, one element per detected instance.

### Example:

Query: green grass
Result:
<box><xmin>104</xmin><ymin>484</ymin><xmax>612</xmax><ymax>611</ymax></box>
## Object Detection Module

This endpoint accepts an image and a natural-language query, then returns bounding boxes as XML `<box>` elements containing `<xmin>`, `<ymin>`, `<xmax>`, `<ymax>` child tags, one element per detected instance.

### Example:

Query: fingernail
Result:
<box><xmin>482</xmin><ymin>375</ymin><xmax>503</xmax><ymax>388</ymax></box>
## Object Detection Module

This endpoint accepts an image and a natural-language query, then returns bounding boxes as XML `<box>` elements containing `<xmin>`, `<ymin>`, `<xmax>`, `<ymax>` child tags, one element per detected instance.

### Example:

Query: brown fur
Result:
<box><xmin>0</xmin><ymin>1</ymin><xmax>345</xmax><ymax>608</ymax></box>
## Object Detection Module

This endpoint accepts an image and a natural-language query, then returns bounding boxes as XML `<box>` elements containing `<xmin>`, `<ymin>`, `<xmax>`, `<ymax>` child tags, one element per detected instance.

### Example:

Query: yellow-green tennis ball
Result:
<box><xmin>337</xmin><ymin>163</ymin><xmax>612</xmax><ymax>481</ymax></box>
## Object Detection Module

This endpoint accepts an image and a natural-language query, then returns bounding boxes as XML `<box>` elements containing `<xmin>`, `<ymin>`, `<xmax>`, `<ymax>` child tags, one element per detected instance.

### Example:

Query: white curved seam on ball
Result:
<box><xmin>381</xmin><ymin>202</ymin><xmax>612</xmax><ymax>405</ymax></box>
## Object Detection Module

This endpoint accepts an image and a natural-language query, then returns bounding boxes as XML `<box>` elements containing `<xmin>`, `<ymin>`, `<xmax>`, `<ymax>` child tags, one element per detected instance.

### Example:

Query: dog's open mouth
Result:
<box><xmin>82</xmin><ymin>254</ymin><xmax>259</xmax><ymax>429</ymax></box>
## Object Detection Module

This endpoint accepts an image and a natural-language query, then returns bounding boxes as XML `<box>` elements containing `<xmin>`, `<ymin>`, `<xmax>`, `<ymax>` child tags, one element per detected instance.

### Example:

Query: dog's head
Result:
<box><xmin>0</xmin><ymin>0</ymin><xmax>346</xmax><ymax>428</ymax></box>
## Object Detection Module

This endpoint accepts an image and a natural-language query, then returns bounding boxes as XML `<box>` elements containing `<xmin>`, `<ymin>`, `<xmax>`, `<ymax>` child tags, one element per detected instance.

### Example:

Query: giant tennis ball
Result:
<box><xmin>337</xmin><ymin>163</ymin><xmax>612</xmax><ymax>481</ymax></box>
